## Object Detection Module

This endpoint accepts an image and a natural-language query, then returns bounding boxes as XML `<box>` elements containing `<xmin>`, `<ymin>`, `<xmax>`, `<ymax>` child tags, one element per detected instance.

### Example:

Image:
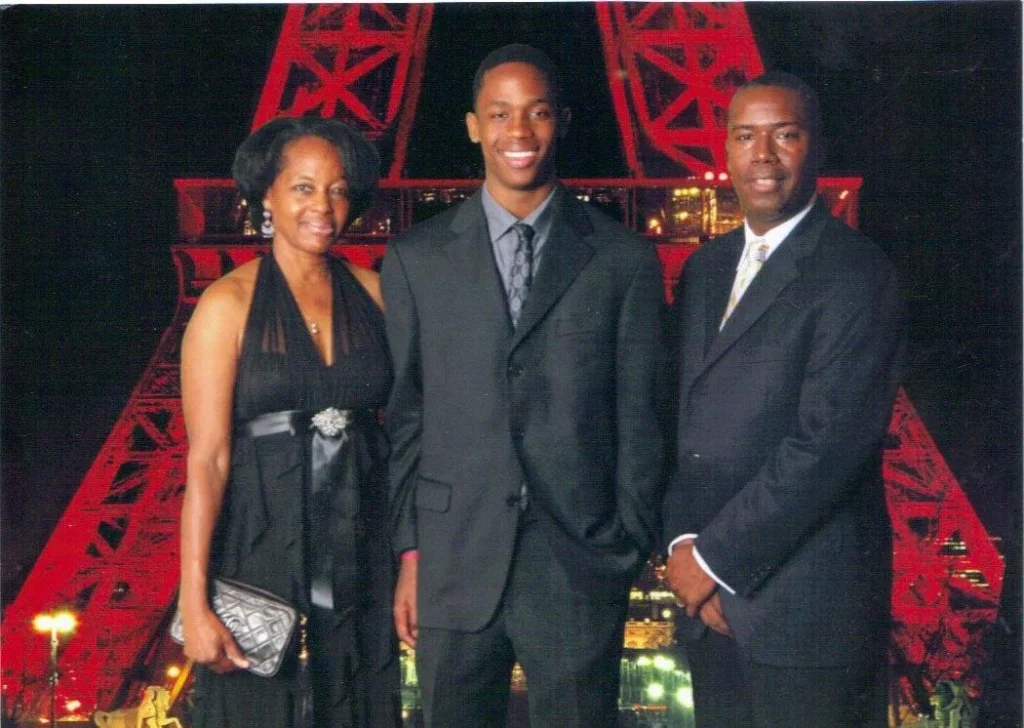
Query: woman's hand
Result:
<box><xmin>182</xmin><ymin>606</ymin><xmax>250</xmax><ymax>673</ymax></box>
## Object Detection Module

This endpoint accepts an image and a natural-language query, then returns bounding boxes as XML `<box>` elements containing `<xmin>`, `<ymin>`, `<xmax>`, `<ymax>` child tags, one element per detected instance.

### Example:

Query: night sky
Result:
<box><xmin>1</xmin><ymin>2</ymin><xmax>1021</xmax><ymax>721</ymax></box>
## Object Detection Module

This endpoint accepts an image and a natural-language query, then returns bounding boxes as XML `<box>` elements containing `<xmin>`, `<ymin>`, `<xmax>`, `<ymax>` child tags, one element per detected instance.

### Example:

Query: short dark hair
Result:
<box><xmin>232</xmin><ymin>116</ymin><xmax>380</xmax><ymax>228</ymax></box>
<box><xmin>735</xmin><ymin>71</ymin><xmax>822</xmax><ymax>139</ymax></box>
<box><xmin>472</xmin><ymin>43</ymin><xmax>561</xmax><ymax>109</ymax></box>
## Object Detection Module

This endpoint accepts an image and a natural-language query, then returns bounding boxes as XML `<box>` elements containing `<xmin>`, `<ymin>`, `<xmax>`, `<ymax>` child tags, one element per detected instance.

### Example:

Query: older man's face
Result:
<box><xmin>726</xmin><ymin>85</ymin><xmax>819</xmax><ymax>235</ymax></box>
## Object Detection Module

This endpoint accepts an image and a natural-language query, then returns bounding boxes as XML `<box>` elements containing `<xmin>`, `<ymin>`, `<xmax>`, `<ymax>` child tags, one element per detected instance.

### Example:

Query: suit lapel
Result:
<box><xmin>697</xmin><ymin>200</ymin><xmax>830</xmax><ymax>376</ymax></box>
<box><xmin>703</xmin><ymin>230</ymin><xmax>744</xmax><ymax>357</ymax></box>
<box><xmin>510</xmin><ymin>186</ymin><xmax>594</xmax><ymax>351</ymax></box>
<box><xmin>704</xmin><ymin>243</ymin><xmax>801</xmax><ymax>367</ymax></box>
<box><xmin>445</xmin><ymin>191</ymin><xmax>513</xmax><ymax>334</ymax></box>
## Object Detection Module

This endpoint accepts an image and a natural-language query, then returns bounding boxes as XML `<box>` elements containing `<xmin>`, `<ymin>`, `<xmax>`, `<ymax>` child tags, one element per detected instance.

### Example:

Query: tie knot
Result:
<box><xmin>513</xmin><ymin>221</ymin><xmax>535</xmax><ymax>245</ymax></box>
<box><xmin>750</xmin><ymin>240</ymin><xmax>769</xmax><ymax>264</ymax></box>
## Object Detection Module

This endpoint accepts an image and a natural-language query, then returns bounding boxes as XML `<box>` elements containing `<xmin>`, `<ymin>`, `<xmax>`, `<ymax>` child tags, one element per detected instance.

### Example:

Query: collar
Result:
<box><xmin>739</xmin><ymin>196</ymin><xmax>817</xmax><ymax>267</ymax></box>
<box><xmin>481</xmin><ymin>184</ymin><xmax>557</xmax><ymax>242</ymax></box>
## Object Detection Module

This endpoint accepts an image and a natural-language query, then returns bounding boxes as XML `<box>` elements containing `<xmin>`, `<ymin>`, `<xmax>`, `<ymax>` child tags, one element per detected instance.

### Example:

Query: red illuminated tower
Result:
<box><xmin>252</xmin><ymin>4</ymin><xmax>434</xmax><ymax>180</ymax></box>
<box><xmin>0</xmin><ymin>3</ymin><xmax>1004</xmax><ymax>722</ymax></box>
<box><xmin>596</xmin><ymin>2</ymin><xmax>764</xmax><ymax>176</ymax></box>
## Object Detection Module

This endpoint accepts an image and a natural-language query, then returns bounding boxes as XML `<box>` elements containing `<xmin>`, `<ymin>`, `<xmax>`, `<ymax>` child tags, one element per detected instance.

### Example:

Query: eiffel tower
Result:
<box><xmin>0</xmin><ymin>4</ymin><xmax>1004</xmax><ymax>722</ymax></box>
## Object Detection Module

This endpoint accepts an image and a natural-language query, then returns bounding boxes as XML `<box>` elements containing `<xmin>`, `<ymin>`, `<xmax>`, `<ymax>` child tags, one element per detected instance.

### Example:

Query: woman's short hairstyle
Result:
<box><xmin>233</xmin><ymin>116</ymin><xmax>380</xmax><ymax>229</ymax></box>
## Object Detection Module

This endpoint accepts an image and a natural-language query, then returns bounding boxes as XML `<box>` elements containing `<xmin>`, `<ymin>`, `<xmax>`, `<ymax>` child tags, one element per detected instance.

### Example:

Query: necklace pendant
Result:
<box><xmin>309</xmin><ymin>322</ymin><xmax>320</xmax><ymax>335</ymax></box>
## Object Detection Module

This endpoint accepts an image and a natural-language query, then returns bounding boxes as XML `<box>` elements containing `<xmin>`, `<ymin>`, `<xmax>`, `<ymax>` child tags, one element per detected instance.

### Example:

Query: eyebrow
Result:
<box><xmin>729</xmin><ymin>120</ymin><xmax>805</xmax><ymax>130</ymax></box>
<box><xmin>291</xmin><ymin>173</ymin><xmax>348</xmax><ymax>183</ymax></box>
<box><xmin>484</xmin><ymin>98</ymin><xmax>552</xmax><ymax>107</ymax></box>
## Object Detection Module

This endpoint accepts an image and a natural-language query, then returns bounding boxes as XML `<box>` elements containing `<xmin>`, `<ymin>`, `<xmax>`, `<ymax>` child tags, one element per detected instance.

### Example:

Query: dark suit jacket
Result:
<box><xmin>663</xmin><ymin>200</ymin><xmax>907</xmax><ymax>667</ymax></box>
<box><xmin>382</xmin><ymin>185</ymin><xmax>665</xmax><ymax>632</ymax></box>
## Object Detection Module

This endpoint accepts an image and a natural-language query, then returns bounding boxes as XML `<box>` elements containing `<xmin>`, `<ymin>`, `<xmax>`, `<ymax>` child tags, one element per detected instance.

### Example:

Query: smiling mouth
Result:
<box><xmin>501</xmin><ymin>150</ymin><xmax>539</xmax><ymax>168</ymax></box>
<box><xmin>302</xmin><ymin>220</ymin><xmax>335</xmax><ymax>235</ymax></box>
<box><xmin>749</xmin><ymin>177</ymin><xmax>785</xmax><ymax>192</ymax></box>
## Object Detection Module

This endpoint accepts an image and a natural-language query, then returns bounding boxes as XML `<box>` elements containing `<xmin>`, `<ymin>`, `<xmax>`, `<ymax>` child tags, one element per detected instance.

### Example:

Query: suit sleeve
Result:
<box><xmin>695</xmin><ymin>257</ymin><xmax>907</xmax><ymax>598</ymax></box>
<box><xmin>381</xmin><ymin>243</ymin><xmax>421</xmax><ymax>555</ymax></box>
<box><xmin>614</xmin><ymin>244</ymin><xmax>668</xmax><ymax>556</ymax></box>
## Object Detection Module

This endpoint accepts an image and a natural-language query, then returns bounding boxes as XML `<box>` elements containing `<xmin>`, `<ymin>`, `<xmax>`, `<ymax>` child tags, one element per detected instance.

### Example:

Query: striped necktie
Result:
<box><xmin>721</xmin><ymin>239</ymin><xmax>770</xmax><ymax>328</ymax></box>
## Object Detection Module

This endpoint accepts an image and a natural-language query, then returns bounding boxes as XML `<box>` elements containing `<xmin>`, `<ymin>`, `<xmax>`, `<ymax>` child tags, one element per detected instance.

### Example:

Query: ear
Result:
<box><xmin>557</xmin><ymin>107</ymin><xmax>571</xmax><ymax>139</ymax></box>
<box><xmin>466</xmin><ymin>111</ymin><xmax>481</xmax><ymax>144</ymax></box>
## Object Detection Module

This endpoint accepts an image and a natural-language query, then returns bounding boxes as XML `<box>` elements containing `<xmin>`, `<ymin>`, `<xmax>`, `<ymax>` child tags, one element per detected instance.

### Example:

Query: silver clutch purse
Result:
<box><xmin>170</xmin><ymin>578</ymin><xmax>300</xmax><ymax>677</ymax></box>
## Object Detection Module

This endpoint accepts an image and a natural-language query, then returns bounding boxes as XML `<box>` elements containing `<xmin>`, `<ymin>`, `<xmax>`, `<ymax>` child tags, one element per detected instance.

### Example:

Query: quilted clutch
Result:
<box><xmin>170</xmin><ymin>578</ymin><xmax>300</xmax><ymax>677</ymax></box>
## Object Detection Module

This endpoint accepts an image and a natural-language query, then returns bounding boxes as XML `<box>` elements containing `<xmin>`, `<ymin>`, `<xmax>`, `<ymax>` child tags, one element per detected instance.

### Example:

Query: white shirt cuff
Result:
<box><xmin>667</xmin><ymin>534</ymin><xmax>737</xmax><ymax>596</ymax></box>
<box><xmin>667</xmin><ymin>533</ymin><xmax>699</xmax><ymax>555</ymax></box>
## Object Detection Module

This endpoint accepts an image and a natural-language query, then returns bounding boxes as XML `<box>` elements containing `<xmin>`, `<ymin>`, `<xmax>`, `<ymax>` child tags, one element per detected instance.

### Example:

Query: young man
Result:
<box><xmin>382</xmin><ymin>44</ymin><xmax>664</xmax><ymax>726</ymax></box>
<box><xmin>662</xmin><ymin>71</ymin><xmax>907</xmax><ymax>726</ymax></box>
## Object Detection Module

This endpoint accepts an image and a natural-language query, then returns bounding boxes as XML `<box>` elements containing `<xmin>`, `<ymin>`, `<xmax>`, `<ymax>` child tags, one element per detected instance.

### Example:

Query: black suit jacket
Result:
<box><xmin>382</xmin><ymin>185</ymin><xmax>665</xmax><ymax>631</ymax></box>
<box><xmin>663</xmin><ymin>200</ymin><xmax>907</xmax><ymax>666</ymax></box>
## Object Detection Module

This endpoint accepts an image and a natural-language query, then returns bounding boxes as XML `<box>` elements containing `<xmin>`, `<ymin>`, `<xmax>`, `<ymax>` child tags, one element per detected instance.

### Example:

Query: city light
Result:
<box><xmin>703</xmin><ymin>171</ymin><xmax>715</xmax><ymax>181</ymax></box>
<box><xmin>677</xmin><ymin>685</ymin><xmax>694</xmax><ymax>708</ymax></box>
<box><xmin>647</xmin><ymin>682</ymin><xmax>665</xmax><ymax>700</ymax></box>
<box><xmin>32</xmin><ymin>611</ymin><xmax>77</xmax><ymax>635</ymax></box>
<box><xmin>647</xmin><ymin>589</ymin><xmax>676</xmax><ymax>602</ymax></box>
<box><xmin>166</xmin><ymin>665</ymin><xmax>182</xmax><ymax>679</ymax></box>
<box><xmin>652</xmin><ymin>655</ymin><xmax>676</xmax><ymax>671</ymax></box>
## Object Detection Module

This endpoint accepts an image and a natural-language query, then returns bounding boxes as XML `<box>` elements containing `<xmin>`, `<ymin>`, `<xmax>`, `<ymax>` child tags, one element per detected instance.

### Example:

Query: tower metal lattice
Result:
<box><xmin>0</xmin><ymin>3</ymin><xmax>1004</xmax><ymax>721</ymax></box>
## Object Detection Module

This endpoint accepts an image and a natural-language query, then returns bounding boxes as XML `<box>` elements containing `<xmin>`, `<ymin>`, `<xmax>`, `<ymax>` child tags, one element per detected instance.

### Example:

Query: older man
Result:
<box><xmin>663</xmin><ymin>71</ymin><xmax>907</xmax><ymax>726</ymax></box>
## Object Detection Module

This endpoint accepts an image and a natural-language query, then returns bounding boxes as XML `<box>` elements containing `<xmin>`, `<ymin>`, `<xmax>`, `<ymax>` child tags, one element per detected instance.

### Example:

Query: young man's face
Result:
<box><xmin>466</xmin><ymin>61</ymin><xmax>565</xmax><ymax>202</ymax></box>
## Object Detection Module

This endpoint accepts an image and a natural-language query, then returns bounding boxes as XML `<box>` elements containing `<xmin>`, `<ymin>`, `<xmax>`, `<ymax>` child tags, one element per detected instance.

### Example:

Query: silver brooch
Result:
<box><xmin>310</xmin><ymin>407</ymin><xmax>351</xmax><ymax>438</ymax></box>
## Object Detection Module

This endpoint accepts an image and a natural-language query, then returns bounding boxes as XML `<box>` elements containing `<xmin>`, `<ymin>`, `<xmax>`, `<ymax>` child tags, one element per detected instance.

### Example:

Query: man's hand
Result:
<box><xmin>665</xmin><ymin>540</ymin><xmax>717</xmax><ymax>618</ymax></box>
<box><xmin>393</xmin><ymin>556</ymin><xmax>419</xmax><ymax>647</ymax></box>
<box><xmin>698</xmin><ymin>592</ymin><xmax>730</xmax><ymax>636</ymax></box>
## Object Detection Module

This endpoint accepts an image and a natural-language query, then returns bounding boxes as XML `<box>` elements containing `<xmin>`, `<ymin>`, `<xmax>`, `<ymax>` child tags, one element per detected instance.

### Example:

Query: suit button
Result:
<box><xmin>508</xmin><ymin>364</ymin><xmax>524</xmax><ymax>378</ymax></box>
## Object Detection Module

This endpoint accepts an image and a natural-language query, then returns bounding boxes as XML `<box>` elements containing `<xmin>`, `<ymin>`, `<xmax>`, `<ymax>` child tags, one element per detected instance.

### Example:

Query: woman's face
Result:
<box><xmin>262</xmin><ymin>135</ymin><xmax>350</xmax><ymax>256</ymax></box>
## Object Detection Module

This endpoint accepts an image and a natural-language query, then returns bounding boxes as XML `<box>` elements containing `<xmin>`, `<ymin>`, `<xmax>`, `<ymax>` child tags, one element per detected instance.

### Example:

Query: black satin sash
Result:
<box><xmin>237</xmin><ymin>408</ymin><xmax>376</xmax><ymax>613</ymax></box>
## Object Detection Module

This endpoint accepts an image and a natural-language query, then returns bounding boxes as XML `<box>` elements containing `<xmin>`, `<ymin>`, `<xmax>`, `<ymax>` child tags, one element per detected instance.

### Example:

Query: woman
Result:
<box><xmin>178</xmin><ymin>116</ymin><xmax>398</xmax><ymax>727</ymax></box>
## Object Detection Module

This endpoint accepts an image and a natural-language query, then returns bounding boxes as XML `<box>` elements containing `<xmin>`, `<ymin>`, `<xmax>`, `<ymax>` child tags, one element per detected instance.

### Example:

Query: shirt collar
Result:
<box><xmin>740</xmin><ymin>196</ymin><xmax>817</xmax><ymax>264</ymax></box>
<box><xmin>481</xmin><ymin>184</ymin><xmax>557</xmax><ymax>242</ymax></box>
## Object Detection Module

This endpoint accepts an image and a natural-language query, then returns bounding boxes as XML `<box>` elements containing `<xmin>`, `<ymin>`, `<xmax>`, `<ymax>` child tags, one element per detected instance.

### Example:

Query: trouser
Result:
<box><xmin>415</xmin><ymin>512</ymin><xmax>630</xmax><ymax>727</ymax></box>
<box><xmin>685</xmin><ymin>629</ymin><xmax>888</xmax><ymax>727</ymax></box>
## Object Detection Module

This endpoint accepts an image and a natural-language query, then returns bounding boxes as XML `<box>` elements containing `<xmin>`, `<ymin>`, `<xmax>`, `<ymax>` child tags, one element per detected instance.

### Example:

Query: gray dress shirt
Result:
<box><xmin>480</xmin><ymin>185</ymin><xmax>556</xmax><ymax>299</ymax></box>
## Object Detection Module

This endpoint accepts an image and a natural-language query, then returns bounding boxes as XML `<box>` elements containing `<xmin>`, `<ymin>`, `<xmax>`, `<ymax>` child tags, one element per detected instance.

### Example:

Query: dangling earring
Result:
<box><xmin>261</xmin><ymin>210</ymin><xmax>275</xmax><ymax>239</ymax></box>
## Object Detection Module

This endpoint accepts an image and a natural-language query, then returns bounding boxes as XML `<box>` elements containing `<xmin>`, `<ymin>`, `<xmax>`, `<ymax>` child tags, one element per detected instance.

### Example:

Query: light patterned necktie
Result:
<box><xmin>721</xmin><ymin>239</ymin><xmax>770</xmax><ymax>328</ymax></box>
<box><xmin>507</xmin><ymin>222</ymin><xmax>535</xmax><ymax>327</ymax></box>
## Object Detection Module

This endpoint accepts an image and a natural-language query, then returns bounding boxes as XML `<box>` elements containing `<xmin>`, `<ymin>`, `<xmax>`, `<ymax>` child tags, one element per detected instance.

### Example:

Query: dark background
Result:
<box><xmin>1</xmin><ymin>3</ymin><xmax>1020</xmax><ymax>723</ymax></box>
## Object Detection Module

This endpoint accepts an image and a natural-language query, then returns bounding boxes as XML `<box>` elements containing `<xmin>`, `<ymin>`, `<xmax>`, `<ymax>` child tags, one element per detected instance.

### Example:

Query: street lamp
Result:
<box><xmin>32</xmin><ymin>610</ymin><xmax>77</xmax><ymax>728</ymax></box>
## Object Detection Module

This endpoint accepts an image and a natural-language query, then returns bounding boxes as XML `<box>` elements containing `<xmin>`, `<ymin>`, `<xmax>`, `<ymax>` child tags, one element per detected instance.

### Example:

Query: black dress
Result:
<box><xmin>191</xmin><ymin>255</ymin><xmax>399</xmax><ymax>727</ymax></box>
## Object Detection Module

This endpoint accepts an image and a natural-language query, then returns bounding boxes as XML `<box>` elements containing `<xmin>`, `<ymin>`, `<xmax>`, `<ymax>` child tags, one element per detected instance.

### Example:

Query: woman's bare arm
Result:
<box><xmin>178</xmin><ymin>269</ymin><xmax>253</xmax><ymax>672</ymax></box>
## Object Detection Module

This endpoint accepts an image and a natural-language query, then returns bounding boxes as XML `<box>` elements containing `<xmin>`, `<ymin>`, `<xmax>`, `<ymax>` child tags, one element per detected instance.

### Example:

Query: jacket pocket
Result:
<box><xmin>415</xmin><ymin>476</ymin><xmax>451</xmax><ymax>513</ymax></box>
